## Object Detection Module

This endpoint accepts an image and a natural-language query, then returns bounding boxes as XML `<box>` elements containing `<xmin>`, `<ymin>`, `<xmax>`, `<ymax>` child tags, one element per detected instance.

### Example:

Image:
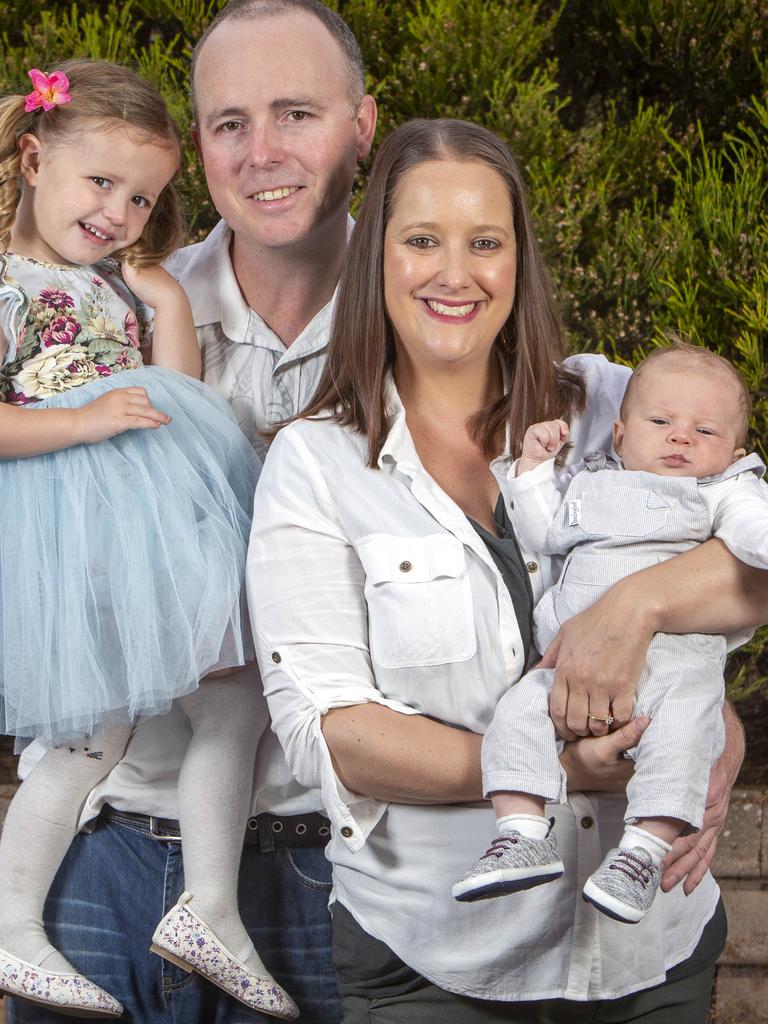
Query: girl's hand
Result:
<box><xmin>518</xmin><ymin>419</ymin><xmax>569</xmax><ymax>474</ymax></box>
<box><xmin>121</xmin><ymin>263</ymin><xmax>187</xmax><ymax>311</ymax></box>
<box><xmin>76</xmin><ymin>387</ymin><xmax>170</xmax><ymax>444</ymax></box>
<box><xmin>122</xmin><ymin>264</ymin><xmax>201</xmax><ymax>379</ymax></box>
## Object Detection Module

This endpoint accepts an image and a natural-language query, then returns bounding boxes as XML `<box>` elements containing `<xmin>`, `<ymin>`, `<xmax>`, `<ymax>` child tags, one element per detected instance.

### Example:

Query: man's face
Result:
<box><xmin>193</xmin><ymin>11</ymin><xmax>376</xmax><ymax>253</ymax></box>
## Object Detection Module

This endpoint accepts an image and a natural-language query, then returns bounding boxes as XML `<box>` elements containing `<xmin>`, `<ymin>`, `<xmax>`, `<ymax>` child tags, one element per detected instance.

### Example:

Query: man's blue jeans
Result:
<box><xmin>7</xmin><ymin>813</ymin><xmax>341</xmax><ymax>1024</ymax></box>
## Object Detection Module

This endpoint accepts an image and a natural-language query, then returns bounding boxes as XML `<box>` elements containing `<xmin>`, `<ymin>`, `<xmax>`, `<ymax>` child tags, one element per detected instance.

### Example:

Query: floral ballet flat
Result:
<box><xmin>150</xmin><ymin>891</ymin><xmax>299</xmax><ymax>1020</ymax></box>
<box><xmin>0</xmin><ymin>945</ymin><xmax>123</xmax><ymax>1019</ymax></box>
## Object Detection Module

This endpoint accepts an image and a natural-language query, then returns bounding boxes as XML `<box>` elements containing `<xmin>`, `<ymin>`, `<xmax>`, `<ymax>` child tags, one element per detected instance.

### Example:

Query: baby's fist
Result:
<box><xmin>519</xmin><ymin>419</ymin><xmax>569</xmax><ymax>473</ymax></box>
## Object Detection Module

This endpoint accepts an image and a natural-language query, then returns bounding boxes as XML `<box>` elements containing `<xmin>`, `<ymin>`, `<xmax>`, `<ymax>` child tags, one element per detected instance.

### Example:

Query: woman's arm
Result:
<box><xmin>321</xmin><ymin>703</ymin><xmax>483</xmax><ymax>803</ymax></box>
<box><xmin>543</xmin><ymin>538</ymin><xmax>768</xmax><ymax>739</ymax></box>
<box><xmin>121</xmin><ymin>264</ymin><xmax>201</xmax><ymax>379</ymax></box>
<box><xmin>321</xmin><ymin>704</ymin><xmax>648</xmax><ymax>804</ymax></box>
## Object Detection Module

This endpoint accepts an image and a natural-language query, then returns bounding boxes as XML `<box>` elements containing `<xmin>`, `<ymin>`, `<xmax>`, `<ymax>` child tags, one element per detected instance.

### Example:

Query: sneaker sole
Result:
<box><xmin>581</xmin><ymin>878</ymin><xmax>647</xmax><ymax>923</ymax></box>
<box><xmin>452</xmin><ymin>862</ymin><xmax>564</xmax><ymax>902</ymax></box>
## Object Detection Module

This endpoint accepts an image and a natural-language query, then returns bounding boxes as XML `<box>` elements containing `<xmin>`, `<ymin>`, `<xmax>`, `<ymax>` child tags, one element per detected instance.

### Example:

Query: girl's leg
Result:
<box><xmin>155</xmin><ymin>674</ymin><xmax>299</xmax><ymax>1017</ymax></box>
<box><xmin>176</xmin><ymin>672</ymin><xmax>263</xmax><ymax>959</ymax></box>
<box><xmin>0</xmin><ymin>724</ymin><xmax>132</xmax><ymax>973</ymax></box>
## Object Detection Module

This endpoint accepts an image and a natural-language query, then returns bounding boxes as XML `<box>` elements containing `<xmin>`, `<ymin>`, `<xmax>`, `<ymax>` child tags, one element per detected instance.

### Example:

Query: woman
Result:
<box><xmin>247</xmin><ymin>120</ymin><xmax>764</xmax><ymax>1022</ymax></box>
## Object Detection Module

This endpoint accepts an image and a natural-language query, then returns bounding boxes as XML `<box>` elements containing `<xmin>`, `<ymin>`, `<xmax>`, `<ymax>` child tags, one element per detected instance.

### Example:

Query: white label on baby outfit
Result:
<box><xmin>567</xmin><ymin>499</ymin><xmax>582</xmax><ymax>526</ymax></box>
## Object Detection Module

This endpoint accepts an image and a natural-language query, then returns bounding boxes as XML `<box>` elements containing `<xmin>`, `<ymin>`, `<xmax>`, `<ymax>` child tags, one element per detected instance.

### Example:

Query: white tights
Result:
<box><xmin>0</xmin><ymin>672</ymin><xmax>263</xmax><ymax>973</ymax></box>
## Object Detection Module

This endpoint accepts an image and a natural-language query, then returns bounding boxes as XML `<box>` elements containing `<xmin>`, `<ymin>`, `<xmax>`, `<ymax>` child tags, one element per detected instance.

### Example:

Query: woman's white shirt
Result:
<box><xmin>247</xmin><ymin>353</ymin><xmax>719</xmax><ymax>1002</ymax></box>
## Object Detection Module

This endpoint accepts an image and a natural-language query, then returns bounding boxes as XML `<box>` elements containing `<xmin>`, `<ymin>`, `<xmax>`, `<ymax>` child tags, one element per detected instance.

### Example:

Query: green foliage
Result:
<box><xmin>1</xmin><ymin>0</ymin><xmax>767</xmax><ymax>700</ymax></box>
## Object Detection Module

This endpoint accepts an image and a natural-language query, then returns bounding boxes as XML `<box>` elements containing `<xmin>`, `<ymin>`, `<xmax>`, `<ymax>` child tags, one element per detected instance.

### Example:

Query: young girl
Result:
<box><xmin>0</xmin><ymin>62</ymin><xmax>297</xmax><ymax>1020</ymax></box>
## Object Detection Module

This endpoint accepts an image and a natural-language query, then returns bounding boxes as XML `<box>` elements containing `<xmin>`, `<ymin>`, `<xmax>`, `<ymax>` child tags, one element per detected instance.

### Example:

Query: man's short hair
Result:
<box><xmin>191</xmin><ymin>0</ymin><xmax>366</xmax><ymax>120</ymax></box>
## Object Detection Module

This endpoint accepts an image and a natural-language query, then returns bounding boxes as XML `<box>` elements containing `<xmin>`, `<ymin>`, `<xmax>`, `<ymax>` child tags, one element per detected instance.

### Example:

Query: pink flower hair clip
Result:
<box><xmin>24</xmin><ymin>68</ymin><xmax>72</xmax><ymax>113</ymax></box>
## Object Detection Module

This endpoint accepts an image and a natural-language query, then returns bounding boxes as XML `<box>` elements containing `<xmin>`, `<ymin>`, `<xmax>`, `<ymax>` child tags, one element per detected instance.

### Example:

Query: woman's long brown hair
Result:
<box><xmin>300</xmin><ymin>118</ymin><xmax>585</xmax><ymax>465</ymax></box>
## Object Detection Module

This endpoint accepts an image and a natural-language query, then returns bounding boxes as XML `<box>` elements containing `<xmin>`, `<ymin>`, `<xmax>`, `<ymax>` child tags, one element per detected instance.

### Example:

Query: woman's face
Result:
<box><xmin>383</xmin><ymin>158</ymin><xmax>517</xmax><ymax>375</ymax></box>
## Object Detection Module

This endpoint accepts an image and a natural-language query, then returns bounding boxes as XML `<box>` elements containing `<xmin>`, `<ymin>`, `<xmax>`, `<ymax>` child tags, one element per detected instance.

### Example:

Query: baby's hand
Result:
<box><xmin>121</xmin><ymin>263</ymin><xmax>186</xmax><ymax>311</ymax></box>
<box><xmin>518</xmin><ymin>419</ymin><xmax>569</xmax><ymax>474</ymax></box>
<box><xmin>76</xmin><ymin>387</ymin><xmax>171</xmax><ymax>444</ymax></box>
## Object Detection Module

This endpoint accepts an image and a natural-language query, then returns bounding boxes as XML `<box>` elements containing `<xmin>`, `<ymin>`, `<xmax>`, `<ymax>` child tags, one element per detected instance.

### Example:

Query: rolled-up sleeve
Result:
<box><xmin>247</xmin><ymin>425</ymin><xmax>420</xmax><ymax>850</ymax></box>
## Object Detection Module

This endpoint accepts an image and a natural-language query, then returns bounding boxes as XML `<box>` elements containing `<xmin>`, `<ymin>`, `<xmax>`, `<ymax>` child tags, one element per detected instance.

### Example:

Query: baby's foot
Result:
<box><xmin>453</xmin><ymin>825</ymin><xmax>564</xmax><ymax>902</ymax></box>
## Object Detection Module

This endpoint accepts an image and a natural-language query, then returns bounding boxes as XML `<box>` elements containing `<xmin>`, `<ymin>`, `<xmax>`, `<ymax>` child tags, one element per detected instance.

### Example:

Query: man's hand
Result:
<box><xmin>560</xmin><ymin>716</ymin><xmax>649</xmax><ymax>792</ymax></box>
<box><xmin>661</xmin><ymin>703</ymin><xmax>745</xmax><ymax>894</ymax></box>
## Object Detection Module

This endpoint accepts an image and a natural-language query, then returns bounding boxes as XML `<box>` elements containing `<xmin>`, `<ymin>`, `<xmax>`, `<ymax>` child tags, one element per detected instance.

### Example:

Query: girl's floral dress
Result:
<box><xmin>0</xmin><ymin>255</ymin><xmax>149</xmax><ymax>404</ymax></box>
<box><xmin>0</xmin><ymin>254</ymin><xmax>260</xmax><ymax>743</ymax></box>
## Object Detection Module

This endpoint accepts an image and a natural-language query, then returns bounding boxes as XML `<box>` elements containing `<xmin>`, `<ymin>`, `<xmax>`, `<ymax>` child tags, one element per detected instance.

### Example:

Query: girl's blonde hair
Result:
<box><xmin>0</xmin><ymin>60</ymin><xmax>185</xmax><ymax>264</ymax></box>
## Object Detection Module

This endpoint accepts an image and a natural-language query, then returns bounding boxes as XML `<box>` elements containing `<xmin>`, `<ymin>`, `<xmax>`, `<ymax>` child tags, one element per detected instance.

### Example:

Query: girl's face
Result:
<box><xmin>14</xmin><ymin>121</ymin><xmax>178</xmax><ymax>266</ymax></box>
<box><xmin>383</xmin><ymin>158</ymin><xmax>517</xmax><ymax>376</ymax></box>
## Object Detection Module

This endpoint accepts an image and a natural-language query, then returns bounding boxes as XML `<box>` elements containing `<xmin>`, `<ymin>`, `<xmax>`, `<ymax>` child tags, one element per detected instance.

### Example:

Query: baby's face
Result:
<box><xmin>613</xmin><ymin>362</ymin><xmax>746</xmax><ymax>477</ymax></box>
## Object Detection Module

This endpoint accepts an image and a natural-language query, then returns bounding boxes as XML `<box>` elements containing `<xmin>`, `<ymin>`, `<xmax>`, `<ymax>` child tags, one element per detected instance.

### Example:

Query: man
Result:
<box><xmin>9</xmin><ymin>3</ymin><xmax>375</xmax><ymax>1022</ymax></box>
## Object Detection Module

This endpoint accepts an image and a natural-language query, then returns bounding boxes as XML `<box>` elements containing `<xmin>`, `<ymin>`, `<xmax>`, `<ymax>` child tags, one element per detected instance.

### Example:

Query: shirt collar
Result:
<box><xmin>378</xmin><ymin>374</ymin><xmax>420</xmax><ymax>474</ymax></box>
<box><xmin>172</xmin><ymin>217</ymin><xmax>353</xmax><ymax>361</ymax></box>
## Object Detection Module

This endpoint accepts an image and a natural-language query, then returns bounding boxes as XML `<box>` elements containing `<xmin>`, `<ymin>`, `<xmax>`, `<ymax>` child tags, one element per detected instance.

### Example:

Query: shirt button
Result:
<box><xmin>271</xmin><ymin>651</ymin><xmax>281</xmax><ymax>664</ymax></box>
<box><xmin>580</xmin><ymin>816</ymin><xmax>594</xmax><ymax>829</ymax></box>
<box><xmin>340</xmin><ymin>826</ymin><xmax>354</xmax><ymax>838</ymax></box>
<box><xmin>399</xmin><ymin>560</ymin><xmax>412</xmax><ymax>573</ymax></box>
<box><xmin>526</xmin><ymin>561</ymin><xmax>538</xmax><ymax>574</ymax></box>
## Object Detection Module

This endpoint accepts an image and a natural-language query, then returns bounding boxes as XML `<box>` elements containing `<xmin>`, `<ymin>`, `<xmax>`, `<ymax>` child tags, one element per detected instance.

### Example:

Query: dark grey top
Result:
<box><xmin>468</xmin><ymin>496</ymin><xmax>534</xmax><ymax>665</ymax></box>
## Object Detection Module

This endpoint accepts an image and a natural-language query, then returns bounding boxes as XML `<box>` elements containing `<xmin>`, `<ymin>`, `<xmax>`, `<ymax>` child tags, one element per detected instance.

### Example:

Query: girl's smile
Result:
<box><xmin>12</xmin><ymin>123</ymin><xmax>178</xmax><ymax>266</ymax></box>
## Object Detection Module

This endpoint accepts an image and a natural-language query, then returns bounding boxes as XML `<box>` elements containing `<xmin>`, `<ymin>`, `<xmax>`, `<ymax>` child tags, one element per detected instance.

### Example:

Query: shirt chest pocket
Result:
<box><xmin>578</xmin><ymin>487</ymin><xmax>671</xmax><ymax>537</ymax></box>
<box><xmin>356</xmin><ymin>533</ymin><xmax>476</xmax><ymax>669</ymax></box>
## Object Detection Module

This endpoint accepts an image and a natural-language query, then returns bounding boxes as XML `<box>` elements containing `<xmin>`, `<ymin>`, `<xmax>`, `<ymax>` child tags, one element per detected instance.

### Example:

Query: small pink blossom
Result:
<box><xmin>39</xmin><ymin>287</ymin><xmax>74</xmax><ymax>311</ymax></box>
<box><xmin>41</xmin><ymin>315</ymin><xmax>81</xmax><ymax>348</ymax></box>
<box><xmin>24</xmin><ymin>69</ymin><xmax>72</xmax><ymax>113</ymax></box>
<box><xmin>123</xmin><ymin>311</ymin><xmax>140</xmax><ymax>348</ymax></box>
<box><xmin>96</xmin><ymin>365</ymin><xmax>112</xmax><ymax>377</ymax></box>
<box><xmin>92</xmin><ymin>277</ymin><xmax>105</xmax><ymax>288</ymax></box>
<box><xmin>115</xmin><ymin>350</ymin><xmax>131</xmax><ymax>367</ymax></box>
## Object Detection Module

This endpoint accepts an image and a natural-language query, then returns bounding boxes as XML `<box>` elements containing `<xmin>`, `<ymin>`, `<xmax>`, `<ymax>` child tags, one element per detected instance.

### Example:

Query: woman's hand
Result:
<box><xmin>76</xmin><ymin>387</ymin><xmax>170</xmax><ymax>443</ymax></box>
<box><xmin>560</xmin><ymin>716</ymin><xmax>648</xmax><ymax>791</ymax></box>
<box><xmin>540</xmin><ymin>576</ymin><xmax>658</xmax><ymax>740</ymax></box>
<box><xmin>661</xmin><ymin>702</ymin><xmax>745</xmax><ymax>894</ymax></box>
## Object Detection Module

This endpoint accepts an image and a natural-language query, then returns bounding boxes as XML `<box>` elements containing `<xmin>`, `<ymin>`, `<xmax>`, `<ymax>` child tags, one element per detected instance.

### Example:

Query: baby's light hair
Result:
<box><xmin>0</xmin><ymin>60</ymin><xmax>185</xmax><ymax>265</ymax></box>
<box><xmin>620</xmin><ymin>335</ymin><xmax>751</xmax><ymax>445</ymax></box>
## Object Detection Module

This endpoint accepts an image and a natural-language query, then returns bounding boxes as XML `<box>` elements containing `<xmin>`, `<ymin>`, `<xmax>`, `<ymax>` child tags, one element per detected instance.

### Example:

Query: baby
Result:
<box><xmin>453</xmin><ymin>341</ymin><xmax>768</xmax><ymax>922</ymax></box>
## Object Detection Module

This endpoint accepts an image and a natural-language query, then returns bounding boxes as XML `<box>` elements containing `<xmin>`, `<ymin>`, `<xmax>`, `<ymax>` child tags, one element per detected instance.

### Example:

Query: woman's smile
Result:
<box><xmin>383</xmin><ymin>159</ymin><xmax>517</xmax><ymax>371</ymax></box>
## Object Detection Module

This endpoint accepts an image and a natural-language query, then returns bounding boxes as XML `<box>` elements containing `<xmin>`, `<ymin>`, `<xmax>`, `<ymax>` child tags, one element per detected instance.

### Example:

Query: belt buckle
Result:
<box><xmin>149</xmin><ymin>816</ymin><xmax>179</xmax><ymax>842</ymax></box>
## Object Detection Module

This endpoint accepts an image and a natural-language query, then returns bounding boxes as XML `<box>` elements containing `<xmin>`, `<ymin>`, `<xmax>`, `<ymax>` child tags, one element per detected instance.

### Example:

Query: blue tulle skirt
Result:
<box><xmin>0</xmin><ymin>367</ymin><xmax>260</xmax><ymax>742</ymax></box>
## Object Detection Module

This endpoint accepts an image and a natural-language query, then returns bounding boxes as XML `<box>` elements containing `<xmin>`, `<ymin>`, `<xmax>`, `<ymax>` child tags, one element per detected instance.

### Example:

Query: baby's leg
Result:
<box><xmin>484</xmin><ymin>666</ymin><xmax>566</xmax><ymax>839</ymax></box>
<box><xmin>583</xmin><ymin>634</ymin><xmax>725</xmax><ymax>924</ymax></box>
<box><xmin>453</xmin><ymin>669</ymin><xmax>564</xmax><ymax>902</ymax></box>
<box><xmin>625</xmin><ymin>635</ymin><xmax>726</xmax><ymax>830</ymax></box>
<box><xmin>175</xmin><ymin>671</ymin><xmax>264</xmax><ymax>958</ymax></box>
<box><xmin>0</xmin><ymin>724</ymin><xmax>132</xmax><ymax>971</ymax></box>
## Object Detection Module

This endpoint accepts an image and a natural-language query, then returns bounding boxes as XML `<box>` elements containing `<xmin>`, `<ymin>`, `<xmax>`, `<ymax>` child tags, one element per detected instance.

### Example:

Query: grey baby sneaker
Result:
<box><xmin>582</xmin><ymin>846</ymin><xmax>660</xmax><ymax>923</ymax></box>
<box><xmin>452</xmin><ymin>824</ymin><xmax>564</xmax><ymax>902</ymax></box>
